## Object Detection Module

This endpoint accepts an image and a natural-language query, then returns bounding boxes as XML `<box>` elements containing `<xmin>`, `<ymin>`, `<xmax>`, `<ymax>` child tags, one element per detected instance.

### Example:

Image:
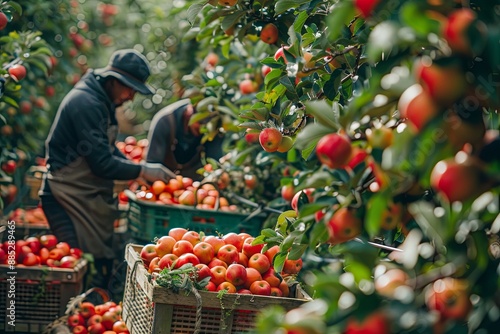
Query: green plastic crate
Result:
<box><xmin>125</xmin><ymin>190</ymin><xmax>266</xmax><ymax>242</ymax></box>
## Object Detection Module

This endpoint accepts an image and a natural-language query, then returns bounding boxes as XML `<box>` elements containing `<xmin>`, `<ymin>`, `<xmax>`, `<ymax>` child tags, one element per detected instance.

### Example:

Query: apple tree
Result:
<box><xmin>185</xmin><ymin>0</ymin><xmax>500</xmax><ymax>332</ymax></box>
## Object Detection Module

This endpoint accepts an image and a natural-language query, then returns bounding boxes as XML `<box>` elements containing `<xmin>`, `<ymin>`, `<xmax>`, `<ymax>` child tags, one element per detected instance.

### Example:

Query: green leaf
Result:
<box><xmin>326</xmin><ymin>1</ymin><xmax>355</xmax><ymax>42</ymax></box>
<box><xmin>273</xmin><ymin>251</ymin><xmax>287</xmax><ymax>273</ymax></box>
<box><xmin>221</xmin><ymin>12</ymin><xmax>245</xmax><ymax>32</ymax></box>
<box><xmin>293</xmin><ymin>11</ymin><xmax>309</xmax><ymax>34</ymax></box>
<box><xmin>365</xmin><ymin>193</ymin><xmax>388</xmax><ymax>238</ymax></box>
<box><xmin>6</xmin><ymin>1</ymin><xmax>22</xmax><ymax>15</ymax></box>
<box><xmin>187</xmin><ymin>3</ymin><xmax>205</xmax><ymax>25</ymax></box>
<box><xmin>294</xmin><ymin>123</ymin><xmax>334</xmax><ymax>151</ymax></box>
<box><xmin>400</xmin><ymin>2</ymin><xmax>441</xmax><ymax>36</ymax></box>
<box><xmin>288</xmin><ymin>244</ymin><xmax>308</xmax><ymax>260</ymax></box>
<box><xmin>304</xmin><ymin>100</ymin><xmax>340</xmax><ymax>130</ymax></box>
<box><xmin>275</xmin><ymin>0</ymin><xmax>310</xmax><ymax>15</ymax></box>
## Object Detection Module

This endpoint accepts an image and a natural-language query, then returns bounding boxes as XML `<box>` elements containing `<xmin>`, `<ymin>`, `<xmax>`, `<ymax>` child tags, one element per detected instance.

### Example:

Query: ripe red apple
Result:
<box><xmin>22</xmin><ymin>252</ymin><xmax>40</xmax><ymax>266</ymax></box>
<box><xmin>354</xmin><ymin>0</ymin><xmax>381</xmax><ymax>18</ymax></box>
<box><xmin>344</xmin><ymin>311</ymin><xmax>389</xmax><ymax>334</ymax></box>
<box><xmin>204</xmin><ymin>235</ymin><xmax>226</xmax><ymax>254</ymax></box>
<box><xmin>281</xmin><ymin>184</ymin><xmax>295</xmax><ymax>202</ymax></box>
<box><xmin>48</xmin><ymin>248</ymin><xmax>65</xmax><ymax>261</ymax></box>
<box><xmin>72</xmin><ymin>325</ymin><xmax>88</xmax><ymax>334</ymax></box>
<box><xmin>175</xmin><ymin>253</ymin><xmax>200</xmax><ymax>269</ymax></box>
<box><xmin>1</xmin><ymin>160</ymin><xmax>17</xmax><ymax>174</ymax></box>
<box><xmin>168</xmin><ymin>227</ymin><xmax>188</xmax><ymax>241</ymax></box>
<box><xmin>195</xmin><ymin>263</ymin><xmax>212</xmax><ymax>281</ymax></box>
<box><xmin>101</xmin><ymin>311</ymin><xmax>120</xmax><ymax>330</ymax></box>
<box><xmin>326</xmin><ymin>207</ymin><xmax>362</xmax><ymax>244</ymax></box>
<box><xmin>262</xmin><ymin>268</ymin><xmax>281</xmax><ymax>287</ymax></box>
<box><xmin>112</xmin><ymin>320</ymin><xmax>129</xmax><ymax>333</ymax></box>
<box><xmin>25</xmin><ymin>236</ymin><xmax>41</xmax><ymax>254</ymax></box>
<box><xmin>277</xmin><ymin>135</ymin><xmax>294</xmax><ymax>153</ymax></box>
<box><xmin>158</xmin><ymin>254</ymin><xmax>178</xmax><ymax>270</ymax></box>
<box><xmin>8</xmin><ymin>64</ymin><xmax>27</xmax><ymax>81</ymax></box>
<box><xmin>264</xmin><ymin>245</ymin><xmax>280</xmax><ymax>264</ymax></box>
<box><xmin>398</xmin><ymin>84</ymin><xmax>441</xmax><ymax>131</ymax></box>
<box><xmin>260</xmin><ymin>23</ymin><xmax>279</xmax><ymax>44</ymax></box>
<box><xmin>279</xmin><ymin>280</ymin><xmax>290</xmax><ymax>297</ymax></box>
<box><xmin>140</xmin><ymin>244</ymin><xmax>158</xmax><ymax>265</ymax></box>
<box><xmin>0</xmin><ymin>11</ymin><xmax>8</xmax><ymax>30</ymax></box>
<box><xmin>181</xmin><ymin>230</ymin><xmax>201</xmax><ymax>246</ymax></box>
<box><xmin>193</xmin><ymin>242</ymin><xmax>215</xmax><ymax>264</ymax></box>
<box><xmin>290</xmin><ymin>188</ymin><xmax>315</xmax><ymax>213</ymax></box>
<box><xmin>59</xmin><ymin>255</ymin><xmax>79</xmax><ymax>269</ymax></box>
<box><xmin>245</xmin><ymin>267</ymin><xmax>263</xmax><ymax>289</ymax></box>
<box><xmin>259</xmin><ymin>128</ymin><xmax>283</xmax><ymax>152</ymax></box>
<box><xmin>217</xmin><ymin>244</ymin><xmax>239</xmax><ymax>265</ymax></box>
<box><xmin>88</xmin><ymin>322</ymin><xmax>106</xmax><ymax>334</ymax></box>
<box><xmin>250</xmin><ymin>280</ymin><xmax>272</xmax><ymax>296</ymax></box>
<box><xmin>56</xmin><ymin>242</ymin><xmax>71</xmax><ymax>256</ymax></box>
<box><xmin>242</xmin><ymin>237</ymin><xmax>264</xmax><ymax>258</ymax></box>
<box><xmin>80</xmin><ymin>302</ymin><xmax>96</xmax><ymax>319</ymax></box>
<box><xmin>239</xmin><ymin>79</ymin><xmax>259</xmax><ymax>94</ymax></box>
<box><xmin>237</xmin><ymin>252</ymin><xmax>249</xmax><ymax>267</ymax></box>
<box><xmin>261</xmin><ymin>65</ymin><xmax>272</xmax><ymax>77</ymax></box>
<box><xmin>70</xmin><ymin>248</ymin><xmax>83</xmax><ymax>259</ymax></box>
<box><xmin>282</xmin><ymin>257</ymin><xmax>303</xmax><ymax>275</ymax></box>
<box><xmin>443</xmin><ymin>8</ymin><xmax>487</xmax><ymax>56</ymax></box>
<box><xmin>154</xmin><ymin>236</ymin><xmax>176</xmax><ymax>258</ymax></box>
<box><xmin>222</xmin><ymin>233</ymin><xmax>244</xmax><ymax>251</ymax></box>
<box><xmin>217</xmin><ymin>281</ymin><xmax>237</xmax><ymax>293</ymax></box>
<box><xmin>172</xmin><ymin>240</ymin><xmax>194</xmax><ymax>257</ymax></box>
<box><xmin>430</xmin><ymin>153</ymin><xmax>486</xmax><ymax>203</ymax></box>
<box><xmin>67</xmin><ymin>313</ymin><xmax>85</xmax><ymax>328</ymax></box>
<box><xmin>248</xmin><ymin>253</ymin><xmax>271</xmax><ymax>274</ymax></box>
<box><xmin>205</xmin><ymin>52</ymin><xmax>219</xmax><ymax>67</ymax></box>
<box><xmin>40</xmin><ymin>234</ymin><xmax>58</xmax><ymax>250</ymax></box>
<box><xmin>374</xmin><ymin>268</ymin><xmax>409</xmax><ymax>298</ymax></box>
<box><xmin>210</xmin><ymin>265</ymin><xmax>227</xmax><ymax>286</ymax></box>
<box><xmin>415</xmin><ymin>57</ymin><xmax>467</xmax><ymax>107</ymax></box>
<box><xmin>205</xmin><ymin>281</ymin><xmax>217</xmax><ymax>292</ymax></box>
<box><xmin>425</xmin><ymin>278</ymin><xmax>471</xmax><ymax>320</ymax></box>
<box><xmin>316</xmin><ymin>133</ymin><xmax>352</xmax><ymax>169</ymax></box>
<box><xmin>225</xmin><ymin>263</ymin><xmax>248</xmax><ymax>286</ymax></box>
<box><xmin>208</xmin><ymin>257</ymin><xmax>228</xmax><ymax>269</ymax></box>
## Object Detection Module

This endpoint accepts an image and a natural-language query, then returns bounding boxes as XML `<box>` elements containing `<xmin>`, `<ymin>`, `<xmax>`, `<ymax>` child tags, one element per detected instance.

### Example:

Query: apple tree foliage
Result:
<box><xmin>183</xmin><ymin>0</ymin><xmax>500</xmax><ymax>333</ymax></box>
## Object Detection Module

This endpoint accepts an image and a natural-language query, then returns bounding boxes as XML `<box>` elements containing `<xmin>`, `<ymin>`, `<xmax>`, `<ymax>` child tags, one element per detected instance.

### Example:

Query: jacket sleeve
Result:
<box><xmin>70</xmin><ymin>99</ymin><xmax>142</xmax><ymax>180</ymax></box>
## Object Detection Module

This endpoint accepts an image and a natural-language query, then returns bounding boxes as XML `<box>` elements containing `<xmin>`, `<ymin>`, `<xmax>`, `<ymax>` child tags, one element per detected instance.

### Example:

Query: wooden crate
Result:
<box><xmin>122</xmin><ymin>244</ymin><xmax>311</xmax><ymax>334</ymax></box>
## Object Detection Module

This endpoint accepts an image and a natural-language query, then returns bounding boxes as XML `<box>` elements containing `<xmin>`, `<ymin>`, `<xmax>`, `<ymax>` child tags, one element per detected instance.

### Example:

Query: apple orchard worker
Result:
<box><xmin>40</xmin><ymin>49</ymin><xmax>175</xmax><ymax>289</ymax></box>
<box><xmin>145</xmin><ymin>98</ymin><xmax>224</xmax><ymax>180</ymax></box>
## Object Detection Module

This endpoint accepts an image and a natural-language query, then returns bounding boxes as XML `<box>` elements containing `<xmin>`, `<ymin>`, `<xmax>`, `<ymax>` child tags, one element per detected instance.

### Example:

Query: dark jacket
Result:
<box><xmin>44</xmin><ymin>69</ymin><xmax>142</xmax><ymax>186</ymax></box>
<box><xmin>146</xmin><ymin>99</ymin><xmax>224</xmax><ymax>180</ymax></box>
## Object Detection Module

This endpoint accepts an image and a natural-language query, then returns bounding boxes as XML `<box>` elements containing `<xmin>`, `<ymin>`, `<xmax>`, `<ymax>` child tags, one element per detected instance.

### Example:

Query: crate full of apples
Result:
<box><xmin>0</xmin><ymin>234</ymin><xmax>88</xmax><ymax>333</ymax></box>
<box><xmin>121</xmin><ymin>228</ymin><xmax>310</xmax><ymax>334</ymax></box>
<box><xmin>66</xmin><ymin>300</ymin><xmax>129</xmax><ymax>334</ymax></box>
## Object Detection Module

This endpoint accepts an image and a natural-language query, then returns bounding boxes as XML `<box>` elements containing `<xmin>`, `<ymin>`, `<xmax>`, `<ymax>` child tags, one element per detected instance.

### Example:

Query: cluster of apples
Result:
<box><xmin>134</xmin><ymin>176</ymin><xmax>239</xmax><ymax>212</ymax></box>
<box><xmin>8</xmin><ymin>206</ymin><xmax>48</xmax><ymax>226</ymax></box>
<box><xmin>0</xmin><ymin>234</ymin><xmax>83</xmax><ymax>268</ymax></box>
<box><xmin>140</xmin><ymin>227</ymin><xmax>303</xmax><ymax>296</ymax></box>
<box><xmin>115</xmin><ymin>136</ymin><xmax>149</xmax><ymax>163</ymax></box>
<box><xmin>67</xmin><ymin>300</ymin><xmax>128</xmax><ymax>334</ymax></box>
<box><xmin>245</xmin><ymin>127</ymin><xmax>295</xmax><ymax>154</ymax></box>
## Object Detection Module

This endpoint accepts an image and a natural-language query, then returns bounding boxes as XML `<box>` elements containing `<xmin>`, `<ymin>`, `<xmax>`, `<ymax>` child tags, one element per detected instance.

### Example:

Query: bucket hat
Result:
<box><xmin>94</xmin><ymin>49</ymin><xmax>154</xmax><ymax>95</ymax></box>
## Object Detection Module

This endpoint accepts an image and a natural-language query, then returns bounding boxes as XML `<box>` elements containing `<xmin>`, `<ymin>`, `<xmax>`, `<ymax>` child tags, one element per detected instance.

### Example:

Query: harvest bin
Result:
<box><xmin>122</xmin><ymin>244</ymin><xmax>311</xmax><ymax>334</ymax></box>
<box><xmin>0</xmin><ymin>259</ymin><xmax>88</xmax><ymax>333</ymax></box>
<box><xmin>125</xmin><ymin>190</ymin><xmax>266</xmax><ymax>243</ymax></box>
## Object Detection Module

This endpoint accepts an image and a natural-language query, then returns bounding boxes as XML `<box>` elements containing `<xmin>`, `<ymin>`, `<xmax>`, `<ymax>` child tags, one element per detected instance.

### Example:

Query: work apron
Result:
<box><xmin>46</xmin><ymin>125</ymin><xmax>119</xmax><ymax>259</ymax></box>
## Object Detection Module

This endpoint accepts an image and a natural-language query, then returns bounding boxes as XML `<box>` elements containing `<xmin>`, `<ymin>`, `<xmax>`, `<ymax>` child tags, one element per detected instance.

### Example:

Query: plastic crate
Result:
<box><xmin>0</xmin><ymin>258</ymin><xmax>88</xmax><ymax>333</ymax></box>
<box><xmin>122</xmin><ymin>244</ymin><xmax>311</xmax><ymax>334</ymax></box>
<box><xmin>125</xmin><ymin>190</ymin><xmax>266</xmax><ymax>243</ymax></box>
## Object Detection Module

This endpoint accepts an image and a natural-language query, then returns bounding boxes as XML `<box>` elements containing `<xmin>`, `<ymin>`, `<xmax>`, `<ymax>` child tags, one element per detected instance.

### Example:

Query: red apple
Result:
<box><xmin>244</xmin><ymin>267</ymin><xmax>262</xmax><ymax>289</ymax></box>
<box><xmin>264</xmin><ymin>245</ymin><xmax>280</xmax><ymax>264</ymax></box>
<box><xmin>260</xmin><ymin>23</ymin><xmax>279</xmax><ymax>44</ymax></box>
<box><xmin>59</xmin><ymin>255</ymin><xmax>79</xmax><ymax>268</ymax></box>
<box><xmin>140</xmin><ymin>244</ymin><xmax>157</xmax><ymax>265</ymax></box>
<box><xmin>172</xmin><ymin>240</ymin><xmax>194</xmax><ymax>257</ymax></box>
<box><xmin>282</xmin><ymin>257</ymin><xmax>303</xmax><ymax>275</ymax></box>
<box><xmin>249</xmin><ymin>280</ymin><xmax>272</xmax><ymax>296</ymax></box>
<box><xmin>210</xmin><ymin>265</ymin><xmax>227</xmax><ymax>286</ymax></box>
<box><xmin>222</xmin><ymin>233</ymin><xmax>244</xmax><ymax>251</ymax></box>
<box><xmin>398</xmin><ymin>84</ymin><xmax>440</xmax><ymax>131</ymax></box>
<box><xmin>239</xmin><ymin>79</ymin><xmax>259</xmax><ymax>95</ymax></box>
<box><xmin>80</xmin><ymin>302</ymin><xmax>96</xmax><ymax>319</ymax></box>
<box><xmin>259</xmin><ymin>128</ymin><xmax>283</xmax><ymax>152</ymax></box>
<box><xmin>262</xmin><ymin>268</ymin><xmax>281</xmax><ymax>287</ymax></box>
<box><xmin>88</xmin><ymin>322</ymin><xmax>106</xmax><ymax>334</ymax></box>
<box><xmin>181</xmin><ymin>230</ymin><xmax>201</xmax><ymax>246</ymax></box>
<box><xmin>242</xmin><ymin>237</ymin><xmax>264</xmax><ymax>258</ymax></box>
<box><xmin>193</xmin><ymin>242</ymin><xmax>215</xmax><ymax>264</ymax></box>
<box><xmin>25</xmin><ymin>236</ymin><xmax>41</xmax><ymax>254</ymax></box>
<box><xmin>56</xmin><ymin>242</ymin><xmax>71</xmax><ymax>256</ymax></box>
<box><xmin>40</xmin><ymin>234</ymin><xmax>58</xmax><ymax>250</ymax></box>
<box><xmin>344</xmin><ymin>311</ymin><xmax>390</xmax><ymax>334</ymax></box>
<box><xmin>326</xmin><ymin>207</ymin><xmax>362</xmax><ymax>245</ymax></box>
<box><xmin>248</xmin><ymin>253</ymin><xmax>271</xmax><ymax>274</ymax></box>
<box><xmin>112</xmin><ymin>320</ymin><xmax>129</xmax><ymax>333</ymax></box>
<box><xmin>354</xmin><ymin>0</ymin><xmax>380</xmax><ymax>18</ymax></box>
<box><xmin>158</xmin><ymin>253</ymin><xmax>178</xmax><ymax>270</ymax></box>
<box><xmin>195</xmin><ymin>263</ymin><xmax>212</xmax><ymax>281</ymax></box>
<box><xmin>72</xmin><ymin>325</ymin><xmax>88</xmax><ymax>333</ymax></box>
<box><xmin>217</xmin><ymin>281</ymin><xmax>237</xmax><ymax>293</ymax></box>
<box><xmin>8</xmin><ymin>64</ymin><xmax>27</xmax><ymax>81</ymax></box>
<box><xmin>175</xmin><ymin>253</ymin><xmax>200</xmax><ymax>268</ymax></box>
<box><xmin>217</xmin><ymin>244</ymin><xmax>239</xmax><ymax>265</ymax></box>
<box><xmin>204</xmin><ymin>235</ymin><xmax>226</xmax><ymax>254</ymax></box>
<box><xmin>443</xmin><ymin>8</ymin><xmax>487</xmax><ymax>56</ymax></box>
<box><xmin>225</xmin><ymin>263</ymin><xmax>248</xmax><ymax>286</ymax></box>
<box><xmin>316</xmin><ymin>133</ymin><xmax>352</xmax><ymax>169</ymax></box>
<box><xmin>168</xmin><ymin>227</ymin><xmax>188</xmax><ymax>241</ymax></box>
<box><xmin>67</xmin><ymin>313</ymin><xmax>85</xmax><ymax>328</ymax></box>
<box><xmin>101</xmin><ymin>311</ymin><xmax>120</xmax><ymax>330</ymax></box>
<box><xmin>154</xmin><ymin>235</ymin><xmax>176</xmax><ymax>257</ymax></box>
<box><xmin>0</xmin><ymin>11</ymin><xmax>8</xmax><ymax>30</ymax></box>
<box><xmin>208</xmin><ymin>257</ymin><xmax>228</xmax><ymax>269</ymax></box>
<box><xmin>22</xmin><ymin>252</ymin><xmax>40</xmax><ymax>266</ymax></box>
<box><xmin>425</xmin><ymin>278</ymin><xmax>472</xmax><ymax>320</ymax></box>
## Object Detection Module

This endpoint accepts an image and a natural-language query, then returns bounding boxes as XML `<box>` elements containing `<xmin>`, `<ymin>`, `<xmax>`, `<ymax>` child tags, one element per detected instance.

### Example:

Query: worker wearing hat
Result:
<box><xmin>40</xmin><ymin>49</ymin><xmax>174</xmax><ymax>293</ymax></box>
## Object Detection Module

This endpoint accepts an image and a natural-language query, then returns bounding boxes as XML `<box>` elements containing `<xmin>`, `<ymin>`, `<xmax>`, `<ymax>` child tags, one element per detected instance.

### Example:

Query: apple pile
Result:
<box><xmin>67</xmin><ymin>300</ymin><xmax>129</xmax><ymax>334</ymax></box>
<box><xmin>139</xmin><ymin>228</ymin><xmax>303</xmax><ymax>297</ymax></box>
<box><xmin>133</xmin><ymin>176</ymin><xmax>239</xmax><ymax>212</ymax></box>
<box><xmin>115</xmin><ymin>136</ymin><xmax>149</xmax><ymax>163</ymax></box>
<box><xmin>8</xmin><ymin>206</ymin><xmax>48</xmax><ymax>226</ymax></box>
<box><xmin>0</xmin><ymin>234</ymin><xmax>84</xmax><ymax>268</ymax></box>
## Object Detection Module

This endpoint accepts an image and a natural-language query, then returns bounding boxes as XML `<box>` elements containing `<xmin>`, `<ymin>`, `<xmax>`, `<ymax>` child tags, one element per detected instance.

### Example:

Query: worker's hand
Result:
<box><xmin>139</xmin><ymin>162</ymin><xmax>176</xmax><ymax>183</ymax></box>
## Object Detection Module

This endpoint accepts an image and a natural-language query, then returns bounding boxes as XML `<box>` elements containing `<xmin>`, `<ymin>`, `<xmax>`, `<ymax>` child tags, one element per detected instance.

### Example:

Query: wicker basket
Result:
<box><xmin>121</xmin><ymin>244</ymin><xmax>311</xmax><ymax>334</ymax></box>
<box><xmin>24</xmin><ymin>166</ymin><xmax>47</xmax><ymax>202</ymax></box>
